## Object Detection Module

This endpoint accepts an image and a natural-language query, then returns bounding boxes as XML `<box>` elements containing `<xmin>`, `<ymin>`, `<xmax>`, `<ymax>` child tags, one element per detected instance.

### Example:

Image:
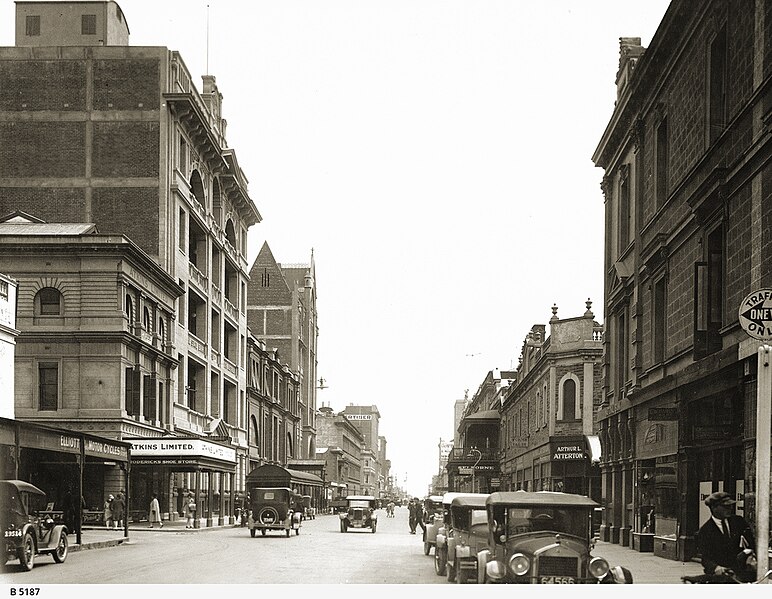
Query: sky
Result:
<box><xmin>1</xmin><ymin>0</ymin><xmax>672</xmax><ymax>499</ymax></box>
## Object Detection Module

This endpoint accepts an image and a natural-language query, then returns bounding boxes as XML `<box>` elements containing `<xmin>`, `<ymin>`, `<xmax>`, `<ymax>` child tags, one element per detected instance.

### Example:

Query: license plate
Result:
<box><xmin>540</xmin><ymin>576</ymin><xmax>575</xmax><ymax>584</ymax></box>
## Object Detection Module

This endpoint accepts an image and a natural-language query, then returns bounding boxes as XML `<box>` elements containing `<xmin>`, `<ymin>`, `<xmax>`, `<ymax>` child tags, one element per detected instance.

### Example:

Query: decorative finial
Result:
<box><xmin>550</xmin><ymin>304</ymin><xmax>559</xmax><ymax>322</ymax></box>
<box><xmin>585</xmin><ymin>298</ymin><xmax>594</xmax><ymax>317</ymax></box>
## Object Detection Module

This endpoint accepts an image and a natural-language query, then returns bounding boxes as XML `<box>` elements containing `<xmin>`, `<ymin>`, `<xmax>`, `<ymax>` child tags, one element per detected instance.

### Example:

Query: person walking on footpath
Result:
<box><xmin>408</xmin><ymin>498</ymin><xmax>422</xmax><ymax>534</ymax></box>
<box><xmin>148</xmin><ymin>493</ymin><xmax>163</xmax><ymax>528</ymax></box>
<box><xmin>186</xmin><ymin>494</ymin><xmax>197</xmax><ymax>529</ymax></box>
<box><xmin>104</xmin><ymin>494</ymin><xmax>114</xmax><ymax>529</ymax></box>
<box><xmin>111</xmin><ymin>491</ymin><xmax>125</xmax><ymax>530</ymax></box>
<box><xmin>697</xmin><ymin>491</ymin><xmax>756</xmax><ymax>582</ymax></box>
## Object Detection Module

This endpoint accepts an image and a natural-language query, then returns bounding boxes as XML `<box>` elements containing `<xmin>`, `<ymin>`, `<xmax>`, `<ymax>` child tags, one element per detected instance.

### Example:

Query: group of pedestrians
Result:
<box><xmin>102</xmin><ymin>491</ymin><xmax>126</xmax><ymax>529</ymax></box>
<box><xmin>407</xmin><ymin>497</ymin><xmax>426</xmax><ymax>535</ymax></box>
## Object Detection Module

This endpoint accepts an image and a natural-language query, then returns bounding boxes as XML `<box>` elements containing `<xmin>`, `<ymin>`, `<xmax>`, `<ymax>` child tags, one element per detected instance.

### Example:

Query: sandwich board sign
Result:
<box><xmin>738</xmin><ymin>289</ymin><xmax>772</xmax><ymax>342</ymax></box>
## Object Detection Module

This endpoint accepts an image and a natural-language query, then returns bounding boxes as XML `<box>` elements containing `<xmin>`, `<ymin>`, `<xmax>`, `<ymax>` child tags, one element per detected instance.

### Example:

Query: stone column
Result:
<box><xmin>193</xmin><ymin>470</ymin><xmax>201</xmax><ymax>529</ymax></box>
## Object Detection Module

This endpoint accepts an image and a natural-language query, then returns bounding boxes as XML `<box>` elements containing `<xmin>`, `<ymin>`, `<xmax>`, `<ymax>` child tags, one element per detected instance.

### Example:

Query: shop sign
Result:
<box><xmin>739</xmin><ymin>289</ymin><xmax>772</xmax><ymax>341</ymax></box>
<box><xmin>345</xmin><ymin>414</ymin><xmax>372</xmax><ymax>420</ymax></box>
<box><xmin>129</xmin><ymin>438</ymin><xmax>237</xmax><ymax>463</ymax></box>
<box><xmin>458</xmin><ymin>467</ymin><xmax>473</xmax><ymax>475</ymax></box>
<box><xmin>132</xmin><ymin>458</ymin><xmax>199</xmax><ymax>466</ymax></box>
<box><xmin>550</xmin><ymin>439</ymin><xmax>586</xmax><ymax>461</ymax></box>
<box><xmin>18</xmin><ymin>427</ymin><xmax>81</xmax><ymax>455</ymax></box>
<box><xmin>84</xmin><ymin>438</ymin><xmax>128</xmax><ymax>460</ymax></box>
<box><xmin>648</xmin><ymin>408</ymin><xmax>678</xmax><ymax>421</ymax></box>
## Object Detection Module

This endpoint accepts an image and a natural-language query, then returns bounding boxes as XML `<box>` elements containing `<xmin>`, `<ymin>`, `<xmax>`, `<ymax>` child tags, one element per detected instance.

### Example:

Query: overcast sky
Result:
<box><xmin>1</xmin><ymin>0</ymin><xmax>671</xmax><ymax>498</ymax></box>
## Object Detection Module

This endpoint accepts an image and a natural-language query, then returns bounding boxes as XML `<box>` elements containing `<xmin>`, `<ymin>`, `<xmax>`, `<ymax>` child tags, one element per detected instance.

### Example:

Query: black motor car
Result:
<box><xmin>247</xmin><ymin>487</ymin><xmax>302</xmax><ymax>537</ymax></box>
<box><xmin>2</xmin><ymin>480</ymin><xmax>69</xmax><ymax>571</ymax></box>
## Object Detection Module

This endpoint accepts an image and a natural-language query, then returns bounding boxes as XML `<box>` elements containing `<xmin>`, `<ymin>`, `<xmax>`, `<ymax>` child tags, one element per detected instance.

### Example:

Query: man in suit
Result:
<box><xmin>697</xmin><ymin>491</ymin><xmax>755</xmax><ymax>581</ymax></box>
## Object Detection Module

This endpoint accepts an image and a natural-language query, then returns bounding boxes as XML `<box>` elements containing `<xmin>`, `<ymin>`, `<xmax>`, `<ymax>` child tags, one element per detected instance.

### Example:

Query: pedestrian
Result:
<box><xmin>408</xmin><ymin>498</ymin><xmax>421</xmax><ymax>534</ymax></box>
<box><xmin>186</xmin><ymin>494</ymin><xmax>197</xmax><ymax>529</ymax></box>
<box><xmin>111</xmin><ymin>491</ymin><xmax>125</xmax><ymax>530</ymax></box>
<box><xmin>104</xmin><ymin>494</ymin><xmax>114</xmax><ymax>529</ymax></box>
<box><xmin>697</xmin><ymin>491</ymin><xmax>756</xmax><ymax>582</ymax></box>
<box><xmin>148</xmin><ymin>493</ymin><xmax>163</xmax><ymax>528</ymax></box>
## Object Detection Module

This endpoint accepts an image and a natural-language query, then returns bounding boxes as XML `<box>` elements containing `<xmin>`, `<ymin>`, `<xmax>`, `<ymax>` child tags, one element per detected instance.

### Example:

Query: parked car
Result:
<box><xmin>339</xmin><ymin>495</ymin><xmax>377</xmax><ymax>533</ymax></box>
<box><xmin>475</xmin><ymin>491</ymin><xmax>630</xmax><ymax>584</ymax></box>
<box><xmin>2</xmin><ymin>480</ymin><xmax>69</xmax><ymax>571</ymax></box>
<box><xmin>436</xmin><ymin>494</ymin><xmax>489</xmax><ymax>583</ymax></box>
<box><xmin>247</xmin><ymin>487</ymin><xmax>302</xmax><ymax>537</ymax></box>
<box><xmin>421</xmin><ymin>494</ymin><xmax>445</xmax><ymax>555</ymax></box>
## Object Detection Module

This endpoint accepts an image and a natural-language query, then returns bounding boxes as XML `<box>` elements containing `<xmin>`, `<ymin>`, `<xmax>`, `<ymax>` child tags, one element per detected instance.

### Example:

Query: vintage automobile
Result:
<box><xmin>339</xmin><ymin>495</ymin><xmax>377</xmax><ymax>533</ymax></box>
<box><xmin>435</xmin><ymin>494</ymin><xmax>489</xmax><ymax>583</ymax></box>
<box><xmin>475</xmin><ymin>491</ymin><xmax>630</xmax><ymax>584</ymax></box>
<box><xmin>421</xmin><ymin>494</ymin><xmax>445</xmax><ymax>555</ymax></box>
<box><xmin>2</xmin><ymin>480</ymin><xmax>69</xmax><ymax>571</ymax></box>
<box><xmin>247</xmin><ymin>487</ymin><xmax>302</xmax><ymax>537</ymax></box>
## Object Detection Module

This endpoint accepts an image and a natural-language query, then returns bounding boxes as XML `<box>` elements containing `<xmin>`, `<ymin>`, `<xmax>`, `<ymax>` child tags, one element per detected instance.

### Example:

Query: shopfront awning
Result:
<box><xmin>585</xmin><ymin>435</ymin><xmax>602</xmax><ymax>464</ymax></box>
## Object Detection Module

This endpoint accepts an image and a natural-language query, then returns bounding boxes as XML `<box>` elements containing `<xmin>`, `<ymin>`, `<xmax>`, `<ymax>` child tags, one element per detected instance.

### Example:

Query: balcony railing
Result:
<box><xmin>189</xmin><ymin>262</ymin><xmax>208</xmax><ymax>291</ymax></box>
<box><xmin>224</xmin><ymin>298</ymin><xmax>237</xmax><ymax>321</ymax></box>
<box><xmin>448</xmin><ymin>447</ymin><xmax>499</xmax><ymax>462</ymax></box>
<box><xmin>223</xmin><ymin>357</ymin><xmax>237</xmax><ymax>377</ymax></box>
<box><xmin>188</xmin><ymin>332</ymin><xmax>207</xmax><ymax>356</ymax></box>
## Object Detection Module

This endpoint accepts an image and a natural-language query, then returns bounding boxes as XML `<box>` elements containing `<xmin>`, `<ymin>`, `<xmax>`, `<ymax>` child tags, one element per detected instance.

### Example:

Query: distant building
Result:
<box><xmin>315</xmin><ymin>406</ymin><xmax>365</xmax><ymax>496</ymax></box>
<box><xmin>247</xmin><ymin>242</ymin><xmax>319</xmax><ymax>461</ymax></box>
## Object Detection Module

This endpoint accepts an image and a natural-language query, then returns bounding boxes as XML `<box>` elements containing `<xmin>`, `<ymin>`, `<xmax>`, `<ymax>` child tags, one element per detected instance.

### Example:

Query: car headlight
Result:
<box><xmin>486</xmin><ymin>560</ymin><xmax>507</xmax><ymax>581</ymax></box>
<box><xmin>509</xmin><ymin>553</ymin><xmax>530</xmax><ymax>576</ymax></box>
<box><xmin>589</xmin><ymin>556</ymin><xmax>610</xmax><ymax>579</ymax></box>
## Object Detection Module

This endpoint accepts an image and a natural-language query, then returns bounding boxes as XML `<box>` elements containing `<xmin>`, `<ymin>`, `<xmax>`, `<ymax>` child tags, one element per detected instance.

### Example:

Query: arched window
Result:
<box><xmin>158</xmin><ymin>317</ymin><xmax>166</xmax><ymax>346</ymax></box>
<box><xmin>561</xmin><ymin>378</ymin><xmax>577</xmax><ymax>421</ymax></box>
<box><xmin>143</xmin><ymin>306</ymin><xmax>152</xmax><ymax>332</ymax></box>
<box><xmin>286</xmin><ymin>432</ymin><xmax>293</xmax><ymax>460</ymax></box>
<box><xmin>225</xmin><ymin>219</ymin><xmax>237</xmax><ymax>249</ymax></box>
<box><xmin>190</xmin><ymin>170</ymin><xmax>206</xmax><ymax>209</ymax></box>
<box><xmin>36</xmin><ymin>287</ymin><xmax>62</xmax><ymax>316</ymax></box>
<box><xmin>125</xmin><ymin>294</ymin><xmax>134</xmax><ymax>322</ymax></box>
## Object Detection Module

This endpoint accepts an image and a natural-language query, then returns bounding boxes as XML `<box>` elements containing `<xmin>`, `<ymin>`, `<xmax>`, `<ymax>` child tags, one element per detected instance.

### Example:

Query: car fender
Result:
<box><xmin>40</xmin><ymin>524</ymin><xmax>67</xmax><ymax>550</ymax></box>
<box><xmin>436</xmin><ymin>532</ymin><xmax>447</xmax><ymax>549</ymax></box>
<box><xmin>476</xmin><ymin>549</ymin><xmax>491</xmax><ymax>584</ymax></box>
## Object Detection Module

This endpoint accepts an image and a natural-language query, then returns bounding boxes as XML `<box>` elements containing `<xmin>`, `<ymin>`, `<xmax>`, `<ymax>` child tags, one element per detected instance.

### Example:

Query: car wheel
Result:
<box><xmin>371</xmin><ymin>523</ymin><xmax>376</xmax><ymax>533</ymax></box>
<box><xmin>261</xmin><ymin>529</ymin><xmax>266</xmax><ymax>536</ymax></box>
<box><xmin>435</xmin><ymin>546</ymin><xmax>447</xmax><ymax>576</ymax></box>
<box><xmin>295</xmin><ymin>527</ymin><xmax>300</xmax><ymax>536</ymax></box>
<box><xmin>424</xmin><ymin>542</ymin><xmax>431</xmax><ymax>555</ymax></box>
<box><xmin>52</xmin><ymin>531</ymin><xmax>68</xmax><ymax>563</ymax></box>
<box><xmin>250</xmin><ymin>528</ymin><xmax>256</xmax><ymax>538</ymax></box>
<box><xmin>18</xmin><ymin>533</ymin><xmax>35</xmax><ymax>571</ymax></box>
<box><xmin>285</xmin><ymin>528</ymin><xmax>290</xmax><ymax>538</ymax></box>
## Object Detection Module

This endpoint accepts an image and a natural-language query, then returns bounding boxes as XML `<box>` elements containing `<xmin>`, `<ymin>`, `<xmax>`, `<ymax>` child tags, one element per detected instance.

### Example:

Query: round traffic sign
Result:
<box><xmin>738</xmin><ymin>289</ymin><xmax>772</xmax><ymax>341</ymax></box>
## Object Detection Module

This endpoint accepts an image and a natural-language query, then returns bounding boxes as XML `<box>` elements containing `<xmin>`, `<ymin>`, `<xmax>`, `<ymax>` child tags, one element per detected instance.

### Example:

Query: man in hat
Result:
<box><xmin>697</xmin><ymin>491</ymin><xmax>755</xmax><ymax>581</ymax></box>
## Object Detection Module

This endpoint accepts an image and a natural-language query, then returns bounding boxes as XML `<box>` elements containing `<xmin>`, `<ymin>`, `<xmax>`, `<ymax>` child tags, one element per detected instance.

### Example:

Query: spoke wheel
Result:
<box><xmin>52</xmin><ymin>531</ymin><xmax>68</xmax><ymax>563</ymax></box>
<box><xmin>18</xmin><ymin>533</ymin><xmax>35</xmax><ymax>571</ymax></box>
<box><xmin>250</xmin><ymin>528</ymin><xmax>256</xmax><ymax>538</ymax></box>
<box><xmin>435</xmin><ymin>546</ymin><xmax>447</xmax><ymax>576</ymax></box>
<box><xmin>446</xmin><ymin>559</ymin><xmax>456</xmax><ymax>583</ymax></box>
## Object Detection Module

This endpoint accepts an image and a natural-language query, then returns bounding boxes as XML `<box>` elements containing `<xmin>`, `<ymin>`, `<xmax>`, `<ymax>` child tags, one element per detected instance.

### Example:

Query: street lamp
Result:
<box><xmin>467</xmin><ymin>448</ymin><xmax>482</xmax><ymax>493</ymax></box>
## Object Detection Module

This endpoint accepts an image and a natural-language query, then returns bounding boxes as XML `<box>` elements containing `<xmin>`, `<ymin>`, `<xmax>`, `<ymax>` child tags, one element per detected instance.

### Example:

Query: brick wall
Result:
<box><xmin>0</xmin><ymin>187</ymin><xmax>85</xmax><ymax>222</ymax></box>
<box><xmin>92</xmin><ymin>59</ymin><xmax>160</xmax><ymax>110</ymax></box>
<box><xmin>92</xmin><ymin>187</ymin><xmax>158</xmax><ymax>254</ymax></box>
<box><xmin>0</xmin><ymin>60</ymin><xmax>86</xmax><ymax>110</ymax></box>
<box><xmin>0</xmin><ymin>122</ymin><xmax>85</xmax><ymax>177</ymax></box>
<box><xmin>92</xmin><ymin>122</ymin><xmax>160</xmax><ymax>177</ymax></box>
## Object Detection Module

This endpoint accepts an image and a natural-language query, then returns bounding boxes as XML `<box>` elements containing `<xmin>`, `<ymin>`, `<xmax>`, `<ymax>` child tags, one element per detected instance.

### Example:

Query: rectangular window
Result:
<box><xmin>39</xmin><ymin>363</ymin><xmax>58</xmax><ymax>411</ymax></box>
<box><xmin>125</xmin><ymin>367</ymin><xmax>140</xmax><ymax>416</ymax></box>
<box><xmin>178</xmin><ymin>208</ymin><xmax>186</xmax><ymax>251</ymax></box>
<box><xmin>26</xmin><ymin>15</ymin><xmax>40</xmax><ymax>36</ymax></box>
<box><xmin>143</xmin><ymin>375</ymin><xmax>157</xmax><ymax>420</ymax></box>
<box><xmin>655</xmin><ymin>117</ymin><xmax>669</xmax><ymax>207</ymax></box>
<box><xmin>653</xmin><ymin>277</ymin><xmax>666</xmax><ymax>364</ymax></box>
<box><xmin>619</xmin><ymin>169</ymin><xmax>631</xmax><ymax>250</ymax></box>
<box><xmin>81</xmin><ymin>14</ymin><xmax>96</xmax><ymax>35</ymax></box>
<box><xmin>178</xmin><ymin>137</ymin><xmax>187</xmax><ymax>171</ymax></box>
<box><xmin>616</xmin><ymin>310</ymin><xmax>628</xmax><ymax>399</ymax></box>
<box><xmin>0</xmin><ymin>280</ymin><xmax>8</xmax><ymax>300</ymax></box>
<box><xmin>708</xmin><ymin>25</ymin><xmax>727</xmax><ymax>143</ymax></box>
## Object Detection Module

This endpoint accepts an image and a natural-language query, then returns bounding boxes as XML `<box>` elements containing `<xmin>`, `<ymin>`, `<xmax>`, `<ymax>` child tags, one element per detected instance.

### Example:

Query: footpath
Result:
<box><xmin>593</xmin><ymin>540</ymin><xmax>703</xmax><ymax>584</ymax></box>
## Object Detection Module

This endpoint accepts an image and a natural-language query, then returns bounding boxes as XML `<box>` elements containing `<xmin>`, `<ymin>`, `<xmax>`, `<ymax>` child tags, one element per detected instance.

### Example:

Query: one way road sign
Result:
<box><xmin>739</xmin><ymin>289</ymin><xmax>772</xmax><ymax>341</ymax></box>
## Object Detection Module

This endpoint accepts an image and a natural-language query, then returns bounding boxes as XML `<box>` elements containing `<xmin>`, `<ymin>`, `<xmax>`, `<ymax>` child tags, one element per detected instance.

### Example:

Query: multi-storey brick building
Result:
<box><xmin>316</xmin><ymin>406</ymin><xmax>365</xmax><ymax>496</ymax></box>
<box><xmin>592</xmin><ymin>0</ymin><xmax>769</xmax><ymax>561</ymax></box>
<box><xmin>247</xmin><ymin>242</ymin><xmax>318</xmax><ymax>461</ymax></box>
<box><xmin>0</xmin><ymin>270</ymin><xmax>18</xmax><ymax>420</ymax></box>
<box><xmin>499</xmin><ymin>303</ymin><xmax>603</xmax><ymax>498</ymax></box>
<box><xmin>0</xmin><ymin>1</ymin><xmax>260</xmax><ymax>526</ymax></box>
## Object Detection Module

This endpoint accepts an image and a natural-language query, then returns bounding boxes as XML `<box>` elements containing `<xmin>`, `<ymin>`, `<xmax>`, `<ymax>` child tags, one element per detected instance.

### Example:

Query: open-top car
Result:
<box><xmin>435</xmin><ymin>494</ymin><xmax>489</xmax><ymax>583</ymax></box>
<box><xmin>247</xmin><ymin>487</ymin><xmax>302</xmax><ymax>537</ymax></box>
<box><xmin>2</xmin><ymin>480</ymin><xmax>69</xmax><ymax>571</ymax></box>
<box><xmin>339</xmin><ymin>495</ymin><xmax>377</xmax><ymax>533</ymax></box>
<box><xmin>476</xmin><ymin>491</ymin><xmax>630</xmax><ymax>584</ymax></box>
<box><xmin>421</xmin><ymin>494</ymin><xmax>445</xmax><ymax>555</ymax></box>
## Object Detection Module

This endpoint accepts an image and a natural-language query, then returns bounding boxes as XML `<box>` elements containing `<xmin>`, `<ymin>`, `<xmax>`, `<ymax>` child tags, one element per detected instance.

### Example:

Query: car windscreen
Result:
<box><xmin>452</xmin><ymin>507</ymin><xmax>487</xmax><ymax>530</ymax></box>
<box><xmin>348</xmin><ymin>500</ymin><xmax>372</xmax><ymax>508</ymax></box>
<box><xmin>1</xmin><ymin>485</ymin><xmax>25</xmax><ymax>518</ymax></box>
<box><xmin>505</xmin><ymin>506</ymin><xmax>589</xmax><ymax>538</ymax></box>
